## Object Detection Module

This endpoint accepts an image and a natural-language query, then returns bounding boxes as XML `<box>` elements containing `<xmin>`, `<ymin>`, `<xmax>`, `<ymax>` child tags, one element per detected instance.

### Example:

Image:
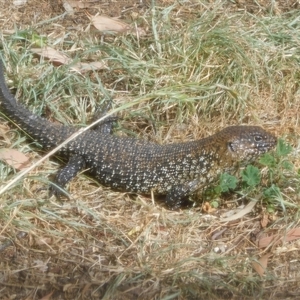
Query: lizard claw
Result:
<box><xmin>49</xmin><ymin>183</ymin><xmax>70</xmax><ymax>200</ymax></box>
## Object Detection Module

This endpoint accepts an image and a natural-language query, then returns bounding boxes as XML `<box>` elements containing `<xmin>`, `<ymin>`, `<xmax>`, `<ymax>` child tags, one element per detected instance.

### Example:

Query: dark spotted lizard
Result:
<box><xmin>0</xmin><ymin>60</ymin><xmax>277</xmax><ymax>209</ymax></box>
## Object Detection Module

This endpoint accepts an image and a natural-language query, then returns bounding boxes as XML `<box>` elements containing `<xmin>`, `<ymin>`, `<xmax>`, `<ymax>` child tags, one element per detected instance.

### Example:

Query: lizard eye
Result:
<box><xmin>254</xmin><ymin>135</ymin><xmax>262</xmax><ymax>142</ymax></box>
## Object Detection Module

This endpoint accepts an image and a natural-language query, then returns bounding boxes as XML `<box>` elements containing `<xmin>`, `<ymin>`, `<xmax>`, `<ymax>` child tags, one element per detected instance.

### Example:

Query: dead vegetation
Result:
<box><xmin>1</xmin><ymin>1</ymin><xmax>300</xmax><ymax>299</ymax></box>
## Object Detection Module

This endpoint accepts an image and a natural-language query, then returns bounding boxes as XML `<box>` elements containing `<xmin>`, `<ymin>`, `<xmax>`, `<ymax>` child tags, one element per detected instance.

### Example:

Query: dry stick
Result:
<box><xmin>117</xmin><ymin>218</ymin><xmax>154</xmax><ymax>260</ymax></box>
<box><xmin>0</xmin><ymin>100</ymin><xmax>144</xmax><ymax>197</ymax></box>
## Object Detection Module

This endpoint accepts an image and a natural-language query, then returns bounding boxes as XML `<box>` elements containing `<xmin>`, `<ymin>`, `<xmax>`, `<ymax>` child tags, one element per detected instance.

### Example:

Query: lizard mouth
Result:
<box><xmin>228</xmin><ymin>142</ymin><xmax>235</xmax><ymax>153</ymax></box>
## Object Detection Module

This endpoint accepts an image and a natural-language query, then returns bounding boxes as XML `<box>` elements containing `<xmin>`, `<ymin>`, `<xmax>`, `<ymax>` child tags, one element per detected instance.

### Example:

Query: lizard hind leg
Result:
<box><xmin>50</xmin><ymin>155</ymin><xmax>86</xmax><ymax>198</ymax></box>
<box><xmin>91</xmin><ymin>102</ymin><xmax>118</xmax><ymax>134</ymax></box>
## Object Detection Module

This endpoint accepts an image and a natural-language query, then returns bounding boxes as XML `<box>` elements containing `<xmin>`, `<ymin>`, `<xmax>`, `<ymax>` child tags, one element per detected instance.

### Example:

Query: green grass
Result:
<box><xmin>1</xmin><ymin>1</ymin><xmax>300</xmax><ymax>299</ymax></box>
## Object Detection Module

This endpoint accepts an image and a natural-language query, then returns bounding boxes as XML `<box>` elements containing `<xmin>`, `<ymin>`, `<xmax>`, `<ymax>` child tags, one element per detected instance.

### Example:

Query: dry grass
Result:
<box><xmin>1</xmin><ymin>1</ymin><xmax>300</xmax><ymax>299</ymax></box>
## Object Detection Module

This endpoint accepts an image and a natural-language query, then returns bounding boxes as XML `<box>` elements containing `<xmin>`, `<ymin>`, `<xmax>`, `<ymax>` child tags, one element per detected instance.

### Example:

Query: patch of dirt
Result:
<box><xmin>231</xmin><ymin>0</ymin><xmax>299</xmax><ymax>13</ymax></box>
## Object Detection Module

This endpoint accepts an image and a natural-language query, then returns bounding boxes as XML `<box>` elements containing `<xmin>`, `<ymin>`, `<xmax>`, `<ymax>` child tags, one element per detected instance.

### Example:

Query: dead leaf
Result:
<box><xmin>202</xmin><ymin>201</ymin><xmax>215</xmax><ymax>213</ymax></box>
<box><xmin>252</xmin><ymin>253</ymin><xmax>271</xmax><ymax>277</ymax></box>
<box><xmin>258</xmin><ymin>228</ymin><xmax>300</xmax><ymax>248</ymax></box>
<box><xmin>31</xmin><ymin>47</ymin><xmax>71</xmax><ymax>65</ymax></box>
<box><xmin>258</xmin><ymin>234</ymin><xmax>279</xmax><ymax>248</ymax></box>
<box><xmin>13</xmin><ymin>0</ymin><xmax>27</xmax><ymax>6</ymax></box>
<box><xmin>91</xmin><ymin>15</ymin><xmax>146</xmax><ymax>36</ymax></box>
<box><xmin>220</xmin><ymin>200</ymin><xmax>257</xmax><ymax>222</ymax></box>
<box><xmin>0</xmin><ymin>123</ymin><xmax>12</xmax><ymax>144</ymax></box>
<box><xmin>261</xmin><ymin>213</ymin><xmax>269</xmax><ymax>228</ymax></box>
<box><xmin>0</xmin><ymin>123</ymin><xmax>10</xmax><ymax>133</ymax></box>
<box><xmin>63</xmin><ymin>283</ymin><xmax>73</xmax><ymax>292</ymax></box>
<box><xmin>284</xmin><ymin>228</ymin><xmax>300</xmax><ymax>242</ymax></box>
<box><xmin>38</xmin><ymin>291</ymin><xmax>54</xmax><ymax>300</ymax></box>
<box><xmin>71</xmin><ymin>61</ymin><xmax>107</xmax><ymax>73</ymax></box>
<box><xmin>67</xmin><ymin>0</ymin><xmax>98</xmax><ymax>8</ymax></box>
<box><xmin>33</xmin><ymin>259</ymin><xmax>48</xmax><ymax>272</ymax></box>
<box><xmin>0</xmin><ymin>148</ymin><xmax>31</xmax><ymax>170</ymax></box>
<box><xmin>34</xmin><ymin>237</ymin><xmax>53</xmax><ymax>246</ymax></box>
<box><xmin>128</xmin><ymin>225</ymin><xmax>142</xmax><ymax>236</ymax></box>
<box><xmin>91</xmin><ymin>15</ymin><xmax>130</xmax><ymax>33</ymax></box>
<box><xmin>62</xmin><ymin>0</ymin><xmax>74</xmax><ymax>14</ymax></box>
<box><xmin>82</xmin><ymin>283</ymin><xmax>92</xmax><ymax>295</ymax></box>
<box><xmin>211</xmin><ymin>228</ymin><xmax>227</xmax><ymax>240</ymax></box>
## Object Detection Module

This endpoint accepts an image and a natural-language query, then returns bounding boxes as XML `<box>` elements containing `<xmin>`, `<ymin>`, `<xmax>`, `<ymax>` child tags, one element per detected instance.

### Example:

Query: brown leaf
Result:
<box><xmin>258</xmin><ymin>227</ymin><xmax>300</xmax><ymax>248</ymax></box>
<box><xmin>284</xmin><ymin>227</ymin><xmax>300</xmax><ymax>242</ymax></box>
<box><xmin>71</xmin><ymin>61</ymin><xmax>107</xmax><ymax>73</ymax></box>
<box><xmin>0</xmin><ymin>123</ymin><xmax>10</xmax><ymax>133</ymax></box>
<box><xmin>258</xmin><ymin>234</ymin><xmax>279</xmax><ymax>248</ymax></box>
<box><xmin>220</xmin><ymin>200</ymin><xmax>257</xmax><ymax>222</ymax></box>
<box><xmin>0</xmin><ymin>148</ymin><xmax>31</xmax><ymax>170</ymax></box>
<box><xmin>91</xmin><ymin>15</ymin><xmax>146</xmax><ymax>36</ymax></box>
<box><xmin>202</xmin><ymin>201</ymin><xmax>215</xmax><ymax>213</ymax></box>
<box><xmin>31</xmin><ymin>47</ymin><xmax>71</xmax><ymax>65</ymax></box>
<box><xmin>38</xmin><ymin>291</ymin><xmax>54</xmax><ymax>300</ymax></box>
<box><xmin>67</xmin><ymin>0</ymin><xmax>97</xmax><ymax>8</ymax></box>
<box><xmin>62</xmin><ymin>0</ymin><xmax>74</xmax><ymax>14</ymax></box>
<box><xmin>13</xmin><ymin>0</ymin><xmax>27</xmax><ymax>6</ymax></box>
<box><xmin>0</xmin><ymin>123</ymin><xmax>11</xmax><ymax>144</ymax></box>
<box><xmin>82</xmin><ymin>283</ymin><xmax>92</xmax><ymax>295</ymax></box>
<box><xmin>91</xmin><ymin>15</ymin><xmax>130</xmax><ymax>33</ymax></box>
<box><xmin>260</xmin><ymin>213</ymin><xmax>269</xmax><ymax>228</ymax></box>
<box><xmin>252</xmin><ymin>253</ymin><xmax>271</xmax><ymax>277</ymax></box>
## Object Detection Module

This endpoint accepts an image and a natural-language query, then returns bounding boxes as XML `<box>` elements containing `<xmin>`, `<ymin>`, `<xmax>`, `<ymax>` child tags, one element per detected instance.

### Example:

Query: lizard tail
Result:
<box><xmin>0</xmin><ymin>60</ymin><xmax>73</xmax><ymax>149</ymax></box>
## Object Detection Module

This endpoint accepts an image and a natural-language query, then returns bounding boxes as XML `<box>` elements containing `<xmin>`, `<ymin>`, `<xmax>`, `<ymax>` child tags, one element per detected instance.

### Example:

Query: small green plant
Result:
<box><xmin>218</xmin><ymin>173</ymin><xmax>238</xmax><ymax>193</ymax></box>
<box><xmin>210</xmin><ymin>165</ymin><xmax>262</xmax><ymax>202</ymax></box>
<box><xmin>259</xmin><ymin>138</ymin><xmax>299</xmax><ymax>211</ymax></box>
<box><xmin>210</xmin><ymin>138</ymin><xmax>299</xmax><ymax>212</ymax></box>
<box><xmin>263</xmin><ymin>184</ymin><xmax>283</xmax><ymax>213</ymax></box>
<box><xmin>241</xmin><ymin>165</ymin><xmax>261</xmax><ymax>187</ymax></box>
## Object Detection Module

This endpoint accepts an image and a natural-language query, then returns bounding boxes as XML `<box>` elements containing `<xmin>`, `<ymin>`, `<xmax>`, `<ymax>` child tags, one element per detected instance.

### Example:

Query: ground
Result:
<box><xmin>1</xmin><ymin>0</ymin><xmax>300</xmax><ymax>299</ymax></box>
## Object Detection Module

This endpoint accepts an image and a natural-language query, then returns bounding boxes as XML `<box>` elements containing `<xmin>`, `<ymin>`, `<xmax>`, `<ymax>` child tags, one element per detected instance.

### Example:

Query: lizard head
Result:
<box><xmin>218</xmin><ymin>125</ymin><xmax>277</xmax><ymax>163</ymax></box>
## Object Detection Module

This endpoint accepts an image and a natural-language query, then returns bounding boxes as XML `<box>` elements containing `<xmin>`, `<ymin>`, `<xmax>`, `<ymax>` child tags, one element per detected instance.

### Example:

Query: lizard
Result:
<box><xmin>0</xmin><ymin>60</ymin><xmax>277</xmax><ymax>209</ymax></box>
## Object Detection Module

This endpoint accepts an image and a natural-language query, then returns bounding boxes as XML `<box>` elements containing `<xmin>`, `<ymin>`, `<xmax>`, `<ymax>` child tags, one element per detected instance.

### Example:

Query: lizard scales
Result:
<box><xmin>0</xmin><ymin>61</ymin><xmax>276</xmax><ymax>209</ymax></box>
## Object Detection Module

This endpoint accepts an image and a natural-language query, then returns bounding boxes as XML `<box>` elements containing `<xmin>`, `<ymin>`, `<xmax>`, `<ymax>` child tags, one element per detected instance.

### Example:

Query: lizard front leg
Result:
<box><xmin>165</xmin><ymin>179</ymin><xmax>205</xmax><ymax>210</ymax></box>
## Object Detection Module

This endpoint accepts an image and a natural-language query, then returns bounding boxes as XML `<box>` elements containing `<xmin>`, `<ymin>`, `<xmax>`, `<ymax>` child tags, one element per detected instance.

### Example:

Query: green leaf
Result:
<box><xmin>267</xmin><ymin>204</ymin><xmax>275</xmax><ymax>213</ymax></box>
<box><xmin>276</xmin><ymin>138</ymin><xmax>292</xmax><ymax>157</ymax></box>
<box><xmin>210</xmin><ymin>201</ymin><xmax>219</xmax><ymax>208</ymax></box>
<box><xmin>241</xmin><ymin>165</ymin><xmax>261</xmax><ymax>187</ymax></box>
<box><xmin>263</xmin><ymin>184</ymin><xmax>281</xmax><ymax>199</ymax></box>
<box><xmin>219</xmin><ymin>173</ymin><xmax>237</xmax><ymax>192</ymax></box>
<box><xmin>282</xmin><ymin>160</ymin><xmax>294</xmax><ymax>170</ymax></box>
<box><xmin>12</xmin><ymin>30</ymin><xmax>47</xmax><ymax>47</ymax></box>
<box><xmin>259</xmin><ymin>153</ymin><xmax>276</xmax><ymax>167</ymax></box>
